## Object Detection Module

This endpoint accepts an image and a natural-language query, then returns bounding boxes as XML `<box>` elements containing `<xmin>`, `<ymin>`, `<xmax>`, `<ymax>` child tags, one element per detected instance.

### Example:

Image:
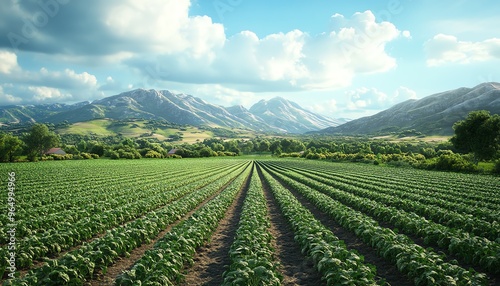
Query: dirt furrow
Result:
<box><xmin>263</xmin><ymin>166</ymin><xmax>414</xmax><ymax>286</ymax></box>
<box><xmin>257</xmin><ymin>165</ymin><xmax>323</xmax><ymax>286</ymax></box>
<box><xmin>180</xmin><ymin>168</ymin><xmax>252</xmax><ymax>286</ymax></box>
<box><xmin>86</xmin><ymin>168</ymin><xmax>247</xmax><ymax>286</ymax></box>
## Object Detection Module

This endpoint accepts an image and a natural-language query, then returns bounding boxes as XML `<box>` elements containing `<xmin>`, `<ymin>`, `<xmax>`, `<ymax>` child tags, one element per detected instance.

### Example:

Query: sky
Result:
<box><xmin>0</xmin><ymin>0</ymin><xmax>499</xmax><ymax>119</ymax></box>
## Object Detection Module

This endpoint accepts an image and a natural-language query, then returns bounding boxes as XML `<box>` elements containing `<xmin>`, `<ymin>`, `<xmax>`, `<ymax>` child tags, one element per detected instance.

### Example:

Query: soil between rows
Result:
<box><xmin>18</xmin><ymin>167</ymin><xmax>237</xmax><ymax>278</ymax></box>
<box><xmin>262</xmin><ymin>164</ymin><xmax>414</xmax><ymax>286</ymax></box>
<box><xmin>258</xmin><ymin>166</ymin><xmax>324</xmax><ymax>286</ymax></box>
<box><xmin>180</xmin><ymin>167</ymin><xmax>252</xmax><ymax>285</ymax></box>
<box><xmin>274</xmin><ymin>164</ymin><xmax>499</xmax><ymax>285</ymax></box>
<box><xmin>86</xmin><ymin>167</ymin><xmax>247</xmax><ymax>286</ymax></box>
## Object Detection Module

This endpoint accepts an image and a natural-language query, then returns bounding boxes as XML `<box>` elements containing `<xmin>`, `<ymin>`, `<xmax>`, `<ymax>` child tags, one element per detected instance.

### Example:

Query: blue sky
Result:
<box><xmin>0</xmin><ymin>0</ymin><xmax>499</xmax><ymax>119</ymax></box>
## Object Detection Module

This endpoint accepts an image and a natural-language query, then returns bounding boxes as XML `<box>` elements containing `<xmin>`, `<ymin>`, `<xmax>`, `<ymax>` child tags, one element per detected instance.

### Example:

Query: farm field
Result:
<box><xmin>1</xmin><ymin>158</ymin><xmax>499</xmax><ymax>285</ymax></box>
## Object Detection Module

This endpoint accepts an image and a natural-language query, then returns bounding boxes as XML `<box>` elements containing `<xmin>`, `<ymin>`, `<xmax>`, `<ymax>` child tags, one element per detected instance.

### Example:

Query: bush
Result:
<box><xmin>118</xmin><ymin>149</ymin><xmax>141</xmax><ymax>159</ymax></box>
<box><xmin>493</xmin><ymin>160</ymin><xmax>500</xmax><ymax>175</ymax></box>
<box><xmin>80</xmin><ymin>152</ymin><xmax>93</xmax><ymax>159</ymax></box>
<box><xmin>166</xmin><ymin>154</ymin><xmax>182</xmax><ymax>159</ymax></box>
<box><xmin>145</xmin><ymin>150</ymin><xmax>163</xmax><ymax>158</ymax></box>
<box><xmin>421</xmin><ymin>153</ymin><xmax>478</xmax><ymax>172</ymax></box>
<box><xmin>109</xmin><ymin>151</ymin><xmax>120</xmax><ymax>160</ymax></box>
<box><xmin>50</xmin><ymin>154</ymin><xmax>74</xmax><ymax>160</ymax></box>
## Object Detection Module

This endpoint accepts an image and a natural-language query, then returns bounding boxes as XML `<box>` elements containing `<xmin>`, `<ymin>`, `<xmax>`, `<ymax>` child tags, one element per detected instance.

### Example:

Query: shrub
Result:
<box><xmin>493</xmin><ymin>160</ymin><xmax>500</xmax><ymax>175</ymax></box>
<box><xmin>109</xmin><ymin>151</ymin><xmax>120</xmax><ymax>160</ymax></box>
<box><xmin>145</xmin><ymin>150</ymin><xmax>163</xmax><ymax>158</ymax></box>
<box><xmin>166</xmin><ymin>154</ymin><xmax>182</xmax><ymax>159</ymax></box>
<box><xmin>433</xmin><ymin>154</ymin><xmax>478</xmax><ymax>172</ymax></box>
<box><xmin>80</xmin><ymin>152</ymin><xmax>93</xmax><ymax>159</ymax></box>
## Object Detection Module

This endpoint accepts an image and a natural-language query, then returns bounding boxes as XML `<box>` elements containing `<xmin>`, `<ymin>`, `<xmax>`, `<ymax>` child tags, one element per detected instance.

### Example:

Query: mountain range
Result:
<box><xmin>0</xmin><ymin>89</ymin><xmax>342</xmax><ymax>133</ymax></box>
<box><xmin>1</xmin><ymin>82</ymin><xmax>498</xmax><ymax>135</ymax></box>
<box><xmin>318</xmin><ymin>82</ymin><xmax>500</xmax><ymax>136</ymax></box>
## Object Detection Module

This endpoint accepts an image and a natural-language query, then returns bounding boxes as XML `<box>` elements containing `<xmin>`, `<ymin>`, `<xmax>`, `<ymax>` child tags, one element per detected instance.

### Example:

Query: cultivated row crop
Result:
<box><xmin>265</xmin><ymin>163</ymin><xmax>500</xmax><ymax>274</ymax></box>
<box><xmin>115</xmin><ymin>163</ymin><xmax>252</xmax><ymax>285</ymax></box>
<box><xmin>260</xmin><ymin>162</ymin><xmax>489</xmax><ymax>285</ymax></box>
<box><xmin>222</xmin><ymin>165</ymin><xmax>281</xmax><ymax>285</ymax></box>
<box><xmin>258</xmin><ymin>164</ymin><xmax>381</xmax><ymax>285</ymax></box>
<box><xmin>4</xmin><ymin>162</ymin><xmax>249</xmax><ymax>284</ymax></box>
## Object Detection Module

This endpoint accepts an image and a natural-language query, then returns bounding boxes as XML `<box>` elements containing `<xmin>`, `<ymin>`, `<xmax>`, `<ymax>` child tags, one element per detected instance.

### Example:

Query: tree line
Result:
<box><xmin>1</xmin><ymin>110</ymin><xmax>499</xmax><ymax>174</ymax></box>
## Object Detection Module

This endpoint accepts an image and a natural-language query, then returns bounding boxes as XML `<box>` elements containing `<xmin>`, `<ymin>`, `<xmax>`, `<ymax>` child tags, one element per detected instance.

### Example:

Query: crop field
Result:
<box><xmin>1</xmin><ymin>158</ymin><xmax>499</xmax><ymax>285</ymax></box>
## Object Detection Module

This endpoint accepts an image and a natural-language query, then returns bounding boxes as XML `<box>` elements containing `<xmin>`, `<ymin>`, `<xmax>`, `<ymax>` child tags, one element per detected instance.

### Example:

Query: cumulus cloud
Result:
<box><xmin>129</xmin><ymin>10</ymin><xmax>401</xmax><ymax>91</ymax></box>
<box><xmin>308</xmin><ymin>99</ymin><xmax>338</xmax><ymax>115</ymax></box>
<box><xmin>0</xmin><ymin>50</ymin><xmax>19</xmax><ymax>74</ymax></box>
<box><xmin>425</xmin><ymin>34</ymin><xmax>500</xmax><ymax>66</ymax></box>
<box><xmin>193</xmin><ymin>84</ymin><xmax>257</xmax><ymax>107</ymax></box>
<box><xmin>345</xmin><ymin>86</ymin><xmax>417</xmax><ymax>112</ymax></box>
<box><xmin>0</xmin><ymin>86</ymin><xmax>22</xmax><ymax>104</ymax></box>
<box><xmin>0</xmin><ymin>49</ymin><xmax>103</xmax><ymax>104</ymax></box>
<box><xmin>347</xmin><ymin>88</ymin><xmax>388</xmax><ymax>110</ymax></box>
<box><xmin>28</xmin><ymin>86</ymin><xmax>72</xmax><ymax>102</ymax></box>
<box><xmin>0</xmin><ymin>1</ymin><xmax>407</xmax><ymax>105</ymax></box>
<box><xmin>0</xmin><ymin>0</ymin><xmax>402</xmax><ymax>92</ymax></box>
<box><xmin>394</xmin><ymin>86</ymin><xmax>417</xmax><ymax>102</ymax></box>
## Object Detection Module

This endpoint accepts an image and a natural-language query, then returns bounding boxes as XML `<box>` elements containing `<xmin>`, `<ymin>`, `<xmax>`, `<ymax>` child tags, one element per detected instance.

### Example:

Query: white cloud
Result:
<box><xmin>0</xmin><ymin>86</ymin><xmax>22</xmax><ymax>104</ymax></box>
<box><xmin>394</xmin><ymin>86</ymin><xmax>417</xmax><ymax>101</ymax></box>
<box><xmin>0</xmin><ymin>2</ymin><xmax>405</xmax><ymax>105</ymax></box>
<box><xmin>128</xmin><ymin>10</ymin><xmax>401</xmax><ymax>92</ymax></box>
<box><xmin>345</xmin><ymin>86</ymin><xmax>417</xmax><ymax>112</ymax></box>
<box><xmin>193</xmin><ymin>84</ymin><xmax>257</xmax><ymax>107</ymax></box>
<box><xmin>0</xmin><ymin>50</ymin><xmax>19</xmax><ymax>74</ymax></box>
<box><xmin>105</xmin><ymin>0</ymin><xmax>226</xmax><ymax>58</ymax></box>
<box><xmin>308</xmin><ymin>99</ymin><xmax>338</xmax><ymax>115</ymax></box>
<box><xmin>0</xmin><ymin>55</ymin><xmax>104</xmax><ymax>104</ymax></box>
<box><xmin>346</xmin><ymin>87</ymin><xmax>388</xmax><ymax>110</ymax></box>
<box><xmin>28</xmin><ymin>86</ymin><xmax>72</xmax><ymax>102</ymax></box>
<box><xmin>425</xmin><ymin>34</ymin><xmax>500</xmax><ymax>66</ymax></box>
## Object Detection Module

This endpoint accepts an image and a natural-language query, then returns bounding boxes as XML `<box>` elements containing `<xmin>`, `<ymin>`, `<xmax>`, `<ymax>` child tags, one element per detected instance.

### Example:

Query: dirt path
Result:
<box><xmin>180</xmin><ymin>168</ymin><xmax>252</xmax><ymax>285</ymax></box>
<box><xmin>257</xmin><ymin>165</ymin><xmax>323</xmax><ymax>286</ymax></box>
<box><xmin>262</xmin><ymin>165</ymin><xmax>414</xmax><ymax>286</ymax></box>
<box><xmin>86</xmin><ymin>168</ymin><xmax>247</xmax><ymax>286</ymax></box>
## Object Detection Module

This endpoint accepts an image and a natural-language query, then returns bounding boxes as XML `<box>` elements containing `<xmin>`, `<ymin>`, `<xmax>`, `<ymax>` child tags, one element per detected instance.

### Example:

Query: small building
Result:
<box><xmin>45</xmin><ymin>148</ymin><xmax>67</xmax><ymax>155</ymax></box>
<box><xmin>167</xmin><ymin>149</ymin><xmax>178</xmax><ymax>156</ymax></box>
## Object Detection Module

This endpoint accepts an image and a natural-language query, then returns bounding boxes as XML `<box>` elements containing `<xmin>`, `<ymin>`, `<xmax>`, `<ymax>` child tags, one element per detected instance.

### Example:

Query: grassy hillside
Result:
<box><xmin>55</xmin><ymin>118</ymin><xmax>260</xmax><ymax>143</ymax></box>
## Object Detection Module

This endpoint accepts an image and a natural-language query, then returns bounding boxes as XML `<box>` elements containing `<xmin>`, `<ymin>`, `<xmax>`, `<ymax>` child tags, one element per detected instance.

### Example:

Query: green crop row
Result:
<box><xmin>114</xmin><ymin>163</ymin><xmax>252</xmax><ymax>285</ymax></box>
<box><xmin>0</xmin><ymin>162</ymin><xmax>245</xmax><ymax>273</ymax></box>
<box><xmin>0</xmin><ymin>161</ymin><xmax>236</xmax><ymax>228</ymax></box>
<box><xmin>222</xmin><ymin>165</ymin><xmax>281</xmax><ymax>285</ymax></box>
<box><xmin>258</xmin><ymin>164</ymin><xmax>381</xmax><ymax>285</ymax></box>
<box><xmin>292</xmin><ymin>160</ymin><xmax>500</xmax><ymax>207</ymax></box>
<box><xmin>261</xmin><ymin>163</ymin><xmax>489</xmax><ymax>286</ymax></box>
<box><xmin>269</xmin><ymin>161</ymin><xmax>499</xmax><ymax>241</ymax></box>
<box><xmin>3</xmin><ymin>163</ymin><xmax>249</xmax><ymax>285</ymax></box>
<box><xmin>265</xmin><ymin>163</ymin><xmax>500</xmax><ymax>274</ymax></box>
<box><xmin>0</xmin><ymin>163</ymin><xmax>238</xmax><ymax>244</ymax></box>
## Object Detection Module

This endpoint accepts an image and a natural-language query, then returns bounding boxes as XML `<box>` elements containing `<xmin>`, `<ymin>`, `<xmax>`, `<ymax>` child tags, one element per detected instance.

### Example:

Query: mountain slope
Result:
<box><xmin>249</xmin><ymin>97</ymin><xmax>342</xmax><ymax>133</ymax></box>
<box><xmin>0</xmin><ymin>89</ymin><xmax>339</xmax><ymax>133</ymax></box>
<box><xmin>320</xmin><ymin>82</ymin><xmax>500</xmax><ymax>135</ymax></box>
<box><xmin>0</xmin><ymin>102</ymin><xmax>89</xmax><ymax>124</ymax></box>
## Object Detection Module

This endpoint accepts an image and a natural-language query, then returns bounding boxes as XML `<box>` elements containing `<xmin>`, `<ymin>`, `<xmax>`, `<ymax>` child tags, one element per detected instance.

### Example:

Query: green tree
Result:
<box><xmin>0</xmin><ymin>133</ymin><xmax>23</xmax><ymax>162</ymax></box>
<box><xmin>258</xmin><ymin>140</ymin><xmax>270</xmax><ymax>152</ymax></box>
<box><xmin>451</xmin><ymin>110</ymin><xmax>500</xmax><ymax>163</ymax></box>
<box><xmin>210</xmin><ymin>142</ymin><xmax>225</xmax><ymax>152</ymax></box>
<box><xmin>77</xmin><ymin>139</ymin><xmax>87</xmax><ymax>152</ymax></box>
<box><xmin>269</xmin><ymin>141</ymin><xmax>282</xmax><ymax>155</ymax></box>
<box><xmin>23</xmin><ymin>124</ymin><xmax>60</xmax><ymax>161</ymax></box>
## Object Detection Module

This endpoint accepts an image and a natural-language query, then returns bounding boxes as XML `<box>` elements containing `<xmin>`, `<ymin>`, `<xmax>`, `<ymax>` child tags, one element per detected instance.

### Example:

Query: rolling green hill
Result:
<box><xmin>55</xmin><ymin>119</ymin><xmax>259</xmax><ymax>143</ymax></box>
